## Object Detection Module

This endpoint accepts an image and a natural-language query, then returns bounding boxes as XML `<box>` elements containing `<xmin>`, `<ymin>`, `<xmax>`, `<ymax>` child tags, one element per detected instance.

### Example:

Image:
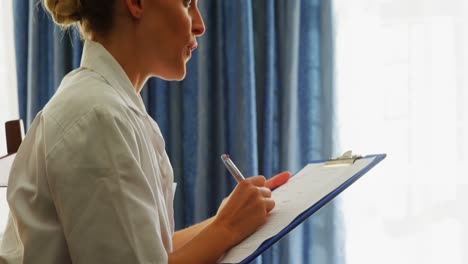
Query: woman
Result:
<box><xmin>0</xmin><ymin>0</ymin><xmax>290</xmax><ymax>263</ymax></box>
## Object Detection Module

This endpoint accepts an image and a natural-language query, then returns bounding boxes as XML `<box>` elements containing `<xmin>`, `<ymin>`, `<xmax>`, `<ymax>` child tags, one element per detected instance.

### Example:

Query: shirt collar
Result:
<box><xmin>80</xmin><ymin>40</ymin><xmax>147</xmax><ymax>116</ymax></box>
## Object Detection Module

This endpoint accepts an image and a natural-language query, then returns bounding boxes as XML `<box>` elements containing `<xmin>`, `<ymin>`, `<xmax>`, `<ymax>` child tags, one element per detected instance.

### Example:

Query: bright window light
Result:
<box><xmin>334</xmin><ymin>0</ymin><xmax>468</xmax><ymax>263</ymax></box>
<box><xmin>0</xmin><ymin>0</ymin><xmax>18</xmax><ymax>238</ymax></box>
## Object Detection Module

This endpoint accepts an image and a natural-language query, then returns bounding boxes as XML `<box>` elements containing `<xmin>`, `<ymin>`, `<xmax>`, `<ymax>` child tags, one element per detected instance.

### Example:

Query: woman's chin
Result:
<box><xmin>171</xmin><ymin>68</ymin><xmax>187</xmax><ymax>81</ymax></box>
<box><xmin>156</xmin><ymin>66</ymin><xmax>186</xmax><ymax>81</ymax></box>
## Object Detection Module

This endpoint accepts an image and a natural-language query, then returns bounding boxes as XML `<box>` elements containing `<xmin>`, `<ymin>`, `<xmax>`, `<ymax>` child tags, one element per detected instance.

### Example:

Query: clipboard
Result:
<box><xmin>219</xmin><ymin>152</ymin><xmax>386</xmax><ymax>264</ymax></box>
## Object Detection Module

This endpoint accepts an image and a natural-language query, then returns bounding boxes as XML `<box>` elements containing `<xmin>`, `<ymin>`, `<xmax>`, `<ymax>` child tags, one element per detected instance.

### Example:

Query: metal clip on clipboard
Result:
<box><xmin>324</xmin><ymin>150</ymin><xmax>363</xmax><ymax>166</ymax></box>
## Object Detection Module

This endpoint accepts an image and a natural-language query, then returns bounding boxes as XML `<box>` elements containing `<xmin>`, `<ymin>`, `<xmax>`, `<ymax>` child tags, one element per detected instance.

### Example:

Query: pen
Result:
<box><xmin>220</xmin><ymin>154</ymin><xmax>245</xmax><ymax>183</ymax></box>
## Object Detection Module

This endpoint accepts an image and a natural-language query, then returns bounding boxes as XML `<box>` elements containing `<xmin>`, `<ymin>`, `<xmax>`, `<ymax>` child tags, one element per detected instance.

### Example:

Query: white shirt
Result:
<box><xmin>0</xmin><ymin>40</ymin><xmax>175</xmax><ymax>264</ymax></box>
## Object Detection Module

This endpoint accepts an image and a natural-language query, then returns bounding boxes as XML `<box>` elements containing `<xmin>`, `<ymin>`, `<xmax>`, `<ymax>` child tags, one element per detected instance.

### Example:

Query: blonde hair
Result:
<box><xmin>42</xmin><ymin>0</ymin><xmax>116</xmax><ymax>38</ymax></box>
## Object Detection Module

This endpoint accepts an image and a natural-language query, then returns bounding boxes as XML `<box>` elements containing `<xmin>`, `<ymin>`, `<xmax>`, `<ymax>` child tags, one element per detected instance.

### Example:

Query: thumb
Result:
<box><xmin>265</xmin><ymin>171</ymin><xmax>291</xmax><ymax>190</ymax></box>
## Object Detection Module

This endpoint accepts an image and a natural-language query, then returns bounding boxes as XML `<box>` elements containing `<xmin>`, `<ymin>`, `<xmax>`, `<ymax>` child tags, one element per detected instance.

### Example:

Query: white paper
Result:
<box><xmin>0</xmin><ymin>154</ymin><xmax>15</xmax><ymax>187</ymax></box>
<box><xmin>219</xmin><ymin>157</ymin><xmax>376</xmax><ymax>263</ymax></box>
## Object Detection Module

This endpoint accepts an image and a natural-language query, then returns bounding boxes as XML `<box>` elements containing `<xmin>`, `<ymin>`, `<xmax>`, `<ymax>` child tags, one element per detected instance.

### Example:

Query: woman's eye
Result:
<box><xmin>184</xmin><ymin>0</ymin><xmax>192</xmax><ymax>8</ymax></box>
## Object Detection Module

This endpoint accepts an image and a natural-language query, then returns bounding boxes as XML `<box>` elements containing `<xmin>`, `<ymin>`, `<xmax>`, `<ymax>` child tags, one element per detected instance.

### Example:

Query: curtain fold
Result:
<box><xmin>13</xmin><ymin>1</ymin><xmax>342</xmax><ymax>263</ymax></box>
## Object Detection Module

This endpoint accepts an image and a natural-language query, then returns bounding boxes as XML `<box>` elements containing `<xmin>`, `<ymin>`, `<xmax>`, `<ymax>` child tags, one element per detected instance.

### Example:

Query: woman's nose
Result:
<box><xmin>192</xmin><ymin>8</ymin><xmax>205</xmax><ymax>36</ymax></box>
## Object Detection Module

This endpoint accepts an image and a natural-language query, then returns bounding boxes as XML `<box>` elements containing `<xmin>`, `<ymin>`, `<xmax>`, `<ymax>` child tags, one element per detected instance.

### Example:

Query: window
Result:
<box><xmin>334</xmin><ymin>0</ymin><xmax>468</xmax><ymax>263</ymax></box>
<box><xmin>0</xmin><ymin>0</ymin><xmax>18</xmax><ymax>237</ymax></box>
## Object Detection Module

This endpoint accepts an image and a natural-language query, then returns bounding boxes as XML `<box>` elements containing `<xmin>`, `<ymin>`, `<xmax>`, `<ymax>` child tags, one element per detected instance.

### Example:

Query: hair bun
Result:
<box><xmin>43</xmin><ymin>0</ymin><xmax>82</xmax><ymax>26</ymax></box>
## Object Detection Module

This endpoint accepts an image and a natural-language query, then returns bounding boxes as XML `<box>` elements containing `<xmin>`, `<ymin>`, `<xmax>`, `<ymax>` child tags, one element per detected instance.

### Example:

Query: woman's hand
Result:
<box><xmin>168</xmin><ymin>172</ymin><xmax>292</xmax><ymax>263</ymax></box>
<box><xmin>212</xmin><ymin>171</ymin><xmax>290</xmax><ymax>247</ymax></box>
<box><xmin>217</xmin><ymin>171</ymin><xmax>290</xmax><ymax>212</ymax></box>
<box><xmin>212</xmin><ymin>176</ymin><xmax>274</xmax><ymax>246</ymax></box>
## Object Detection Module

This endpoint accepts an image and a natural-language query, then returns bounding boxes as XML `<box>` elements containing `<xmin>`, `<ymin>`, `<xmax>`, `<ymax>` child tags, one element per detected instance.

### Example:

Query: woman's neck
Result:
<box><xmin>90</xmin><ymin>31</ymin><xmax>148</xmax><ymax>94</ymax></box>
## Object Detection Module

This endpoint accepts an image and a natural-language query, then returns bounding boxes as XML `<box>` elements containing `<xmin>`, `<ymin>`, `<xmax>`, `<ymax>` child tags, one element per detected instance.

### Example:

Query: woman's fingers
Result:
<box><xmin>265</xmin><ymin>171</ymin><xmax>291</xmax><ymax>190</ymax></box>
<box><xmin>214</xmin><ymin>179</ymin><xmax>276</xmax><ymax>244</ymax></box>
<box><xmin>258</xmin><ymin>186</ymin><xmax>272</xmax><ymax>198</ymax></box>
<box><xmin>245</xmin><ymin>172</ymin><xmax>290</xmax><ymax>190</ymax></box>
<box><xmin>264</xmin><ymin>197</ymin><xmax>275</xmax><ymax>212</ymax></box>
<box><xmin>246</xmin><ymin>175</ymin><xmax>266</xmax><ymax>187</ymax></box>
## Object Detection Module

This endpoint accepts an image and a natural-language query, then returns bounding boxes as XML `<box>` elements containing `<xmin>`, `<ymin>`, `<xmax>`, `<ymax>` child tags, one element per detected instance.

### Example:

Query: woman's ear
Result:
<box><xmin>125</xmin><ymin>0</ymin><xmax>144</xmax><ymax>18</ymax></box>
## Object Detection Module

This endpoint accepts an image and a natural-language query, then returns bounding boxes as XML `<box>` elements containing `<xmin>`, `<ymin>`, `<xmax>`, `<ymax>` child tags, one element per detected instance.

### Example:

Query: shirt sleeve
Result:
<box><xmin>45</xmin><ymin>106</ymin><xmax>168</xmax><ymax>264</ymax></box>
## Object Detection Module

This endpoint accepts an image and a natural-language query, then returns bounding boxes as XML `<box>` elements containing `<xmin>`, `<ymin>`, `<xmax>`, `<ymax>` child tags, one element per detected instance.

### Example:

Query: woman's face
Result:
<box><xmin>138</xmin><ymin>0</ymin><xmax>205</xmax><ymax>81</ymax></box>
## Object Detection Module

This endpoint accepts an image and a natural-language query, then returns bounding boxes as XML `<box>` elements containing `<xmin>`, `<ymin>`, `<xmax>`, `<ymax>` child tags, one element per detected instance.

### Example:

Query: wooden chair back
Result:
<box><xmin>0</xmin><ymin>120</ymin><xmax>23</xmax><ymax>187</ymax></box>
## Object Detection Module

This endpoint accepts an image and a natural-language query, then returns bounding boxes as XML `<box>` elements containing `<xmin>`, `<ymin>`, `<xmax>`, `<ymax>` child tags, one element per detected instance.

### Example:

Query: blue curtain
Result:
<box><xmin>13</xmin><ymin>1</ymin><xmax>82</xmax><ymax>126</ymax></box>
<box><xmin>13</xmin><ymin>0</ymin><xmax>342</xmax><ymax>263</ymax></box>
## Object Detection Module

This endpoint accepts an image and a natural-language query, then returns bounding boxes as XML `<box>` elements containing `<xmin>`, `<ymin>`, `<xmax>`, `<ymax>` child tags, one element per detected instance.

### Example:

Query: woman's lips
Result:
<box><xmin>187</xmin><ymin>42</ymin><xmax>198</xmax><ymax>58</ymax></box>
<box><xmin>189</xmin><ymin>42</ymin><xmax>198</xmax><ymax>52</ymax></box>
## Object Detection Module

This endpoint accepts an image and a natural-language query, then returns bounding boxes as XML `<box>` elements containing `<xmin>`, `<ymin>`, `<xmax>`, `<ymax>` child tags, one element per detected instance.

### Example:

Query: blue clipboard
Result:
<box><xmin>221</xmin><ymin>153</ymin><xmax>386</xmax><ymax>264</ymax></box>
